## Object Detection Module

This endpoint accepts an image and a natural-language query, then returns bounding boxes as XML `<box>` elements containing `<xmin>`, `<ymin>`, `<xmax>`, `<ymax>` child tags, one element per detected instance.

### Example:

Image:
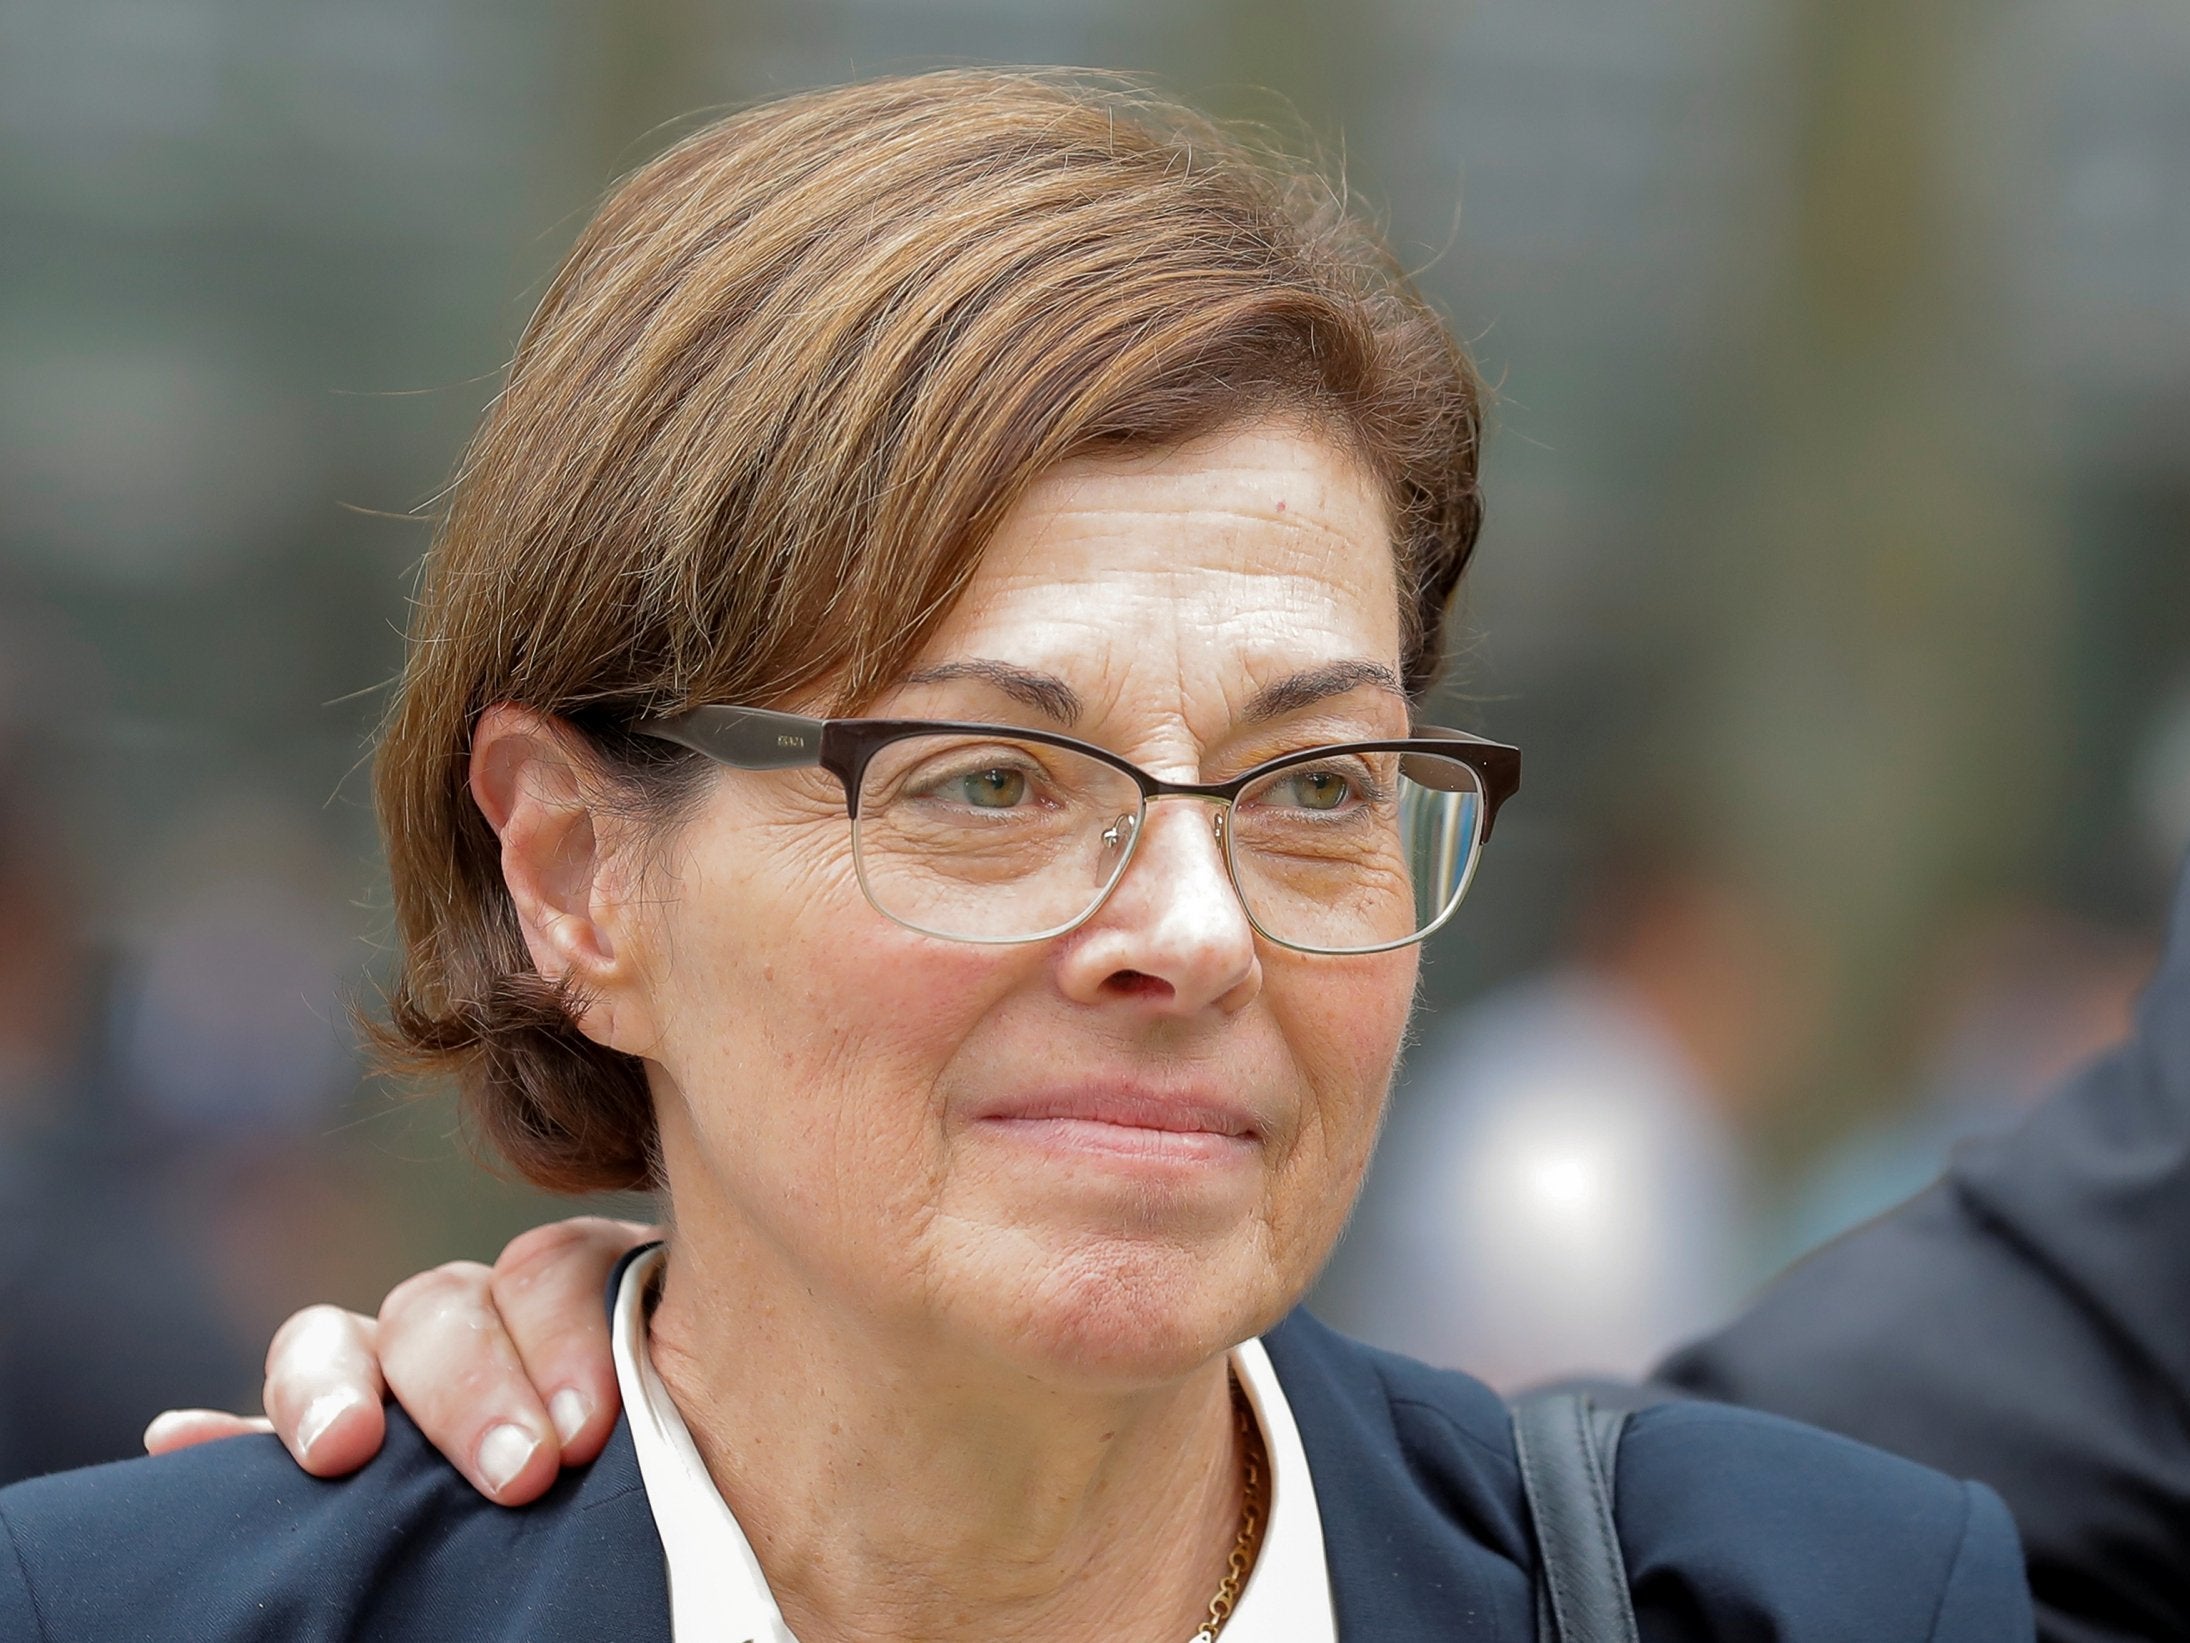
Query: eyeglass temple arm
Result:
<box><xmin>631</xmin><ymin>705</ymin><xmax>829</xmax><ymax>770</ymax></box>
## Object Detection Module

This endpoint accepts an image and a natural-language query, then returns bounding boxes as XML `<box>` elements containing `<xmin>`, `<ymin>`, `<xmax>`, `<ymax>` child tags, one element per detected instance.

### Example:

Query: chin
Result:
<box><xmin>965</xmin><ymin>1228</ymin><xmax>1300</xmax><ymax>1389</ymax></box>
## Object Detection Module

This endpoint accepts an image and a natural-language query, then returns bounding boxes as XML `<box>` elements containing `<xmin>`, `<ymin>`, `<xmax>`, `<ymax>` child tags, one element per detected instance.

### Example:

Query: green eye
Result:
<box><xmin>959</xmin><ymin>767</ymin><xmax>1028</xmax><ymax>808</ymax></box>
<box><xmin>1278</xmin><ymin>770</ymin><xmax>1351</xmax><ymax>811</ymax></box>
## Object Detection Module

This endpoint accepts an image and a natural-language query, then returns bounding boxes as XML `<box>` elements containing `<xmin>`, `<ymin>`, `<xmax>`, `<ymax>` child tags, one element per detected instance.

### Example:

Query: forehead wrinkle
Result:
<box><xmin>1033</xmin><ymin>499</ymin><xmax>1376</xmax><ymax>577</ymax></box>
<box><xmin>909</xmin><ymin>423</ymin><xmax>1404</xmax><ymax>761</ymax></box>
<box><xmin>929</xmin><ymin>563</ymin><xmax>1399</xmax><ymax>749</ymax></box>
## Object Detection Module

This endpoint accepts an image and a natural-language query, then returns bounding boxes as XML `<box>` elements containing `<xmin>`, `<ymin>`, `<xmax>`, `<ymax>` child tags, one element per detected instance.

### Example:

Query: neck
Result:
<box><xmin>647</xmin><ymin>1216</ymin><xmax>1247</xmax><ymax>1643</ymax></box>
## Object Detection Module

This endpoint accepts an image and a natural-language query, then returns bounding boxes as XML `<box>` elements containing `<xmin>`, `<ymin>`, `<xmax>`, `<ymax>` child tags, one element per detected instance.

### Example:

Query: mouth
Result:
<box><xmin>968</xmin><ymin>1089</ymin><xmax>1262</xmax><ymax>1168</ymax></box>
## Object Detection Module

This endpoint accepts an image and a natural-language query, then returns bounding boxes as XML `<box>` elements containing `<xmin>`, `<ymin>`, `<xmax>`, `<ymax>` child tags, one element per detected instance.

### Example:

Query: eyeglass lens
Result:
<box><xmin>848</xmin><ymin>734</ymin><xmax>1485</xmax><ymax>952</ymax></box>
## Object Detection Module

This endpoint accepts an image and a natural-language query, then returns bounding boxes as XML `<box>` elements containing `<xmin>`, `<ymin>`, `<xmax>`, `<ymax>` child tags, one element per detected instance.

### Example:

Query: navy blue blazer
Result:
<box><xmin>0</xmin><ymin>1310</ymin><xmax>2028</xmax><ymax>1641</ymax></box>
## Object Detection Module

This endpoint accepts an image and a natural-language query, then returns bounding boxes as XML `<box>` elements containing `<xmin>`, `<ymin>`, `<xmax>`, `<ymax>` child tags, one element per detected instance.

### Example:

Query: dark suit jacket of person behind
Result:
<box><xmin>1663</xmin><ymin>852</ymin><xmax>2190</xmax><ymax>1643</ymax></box>
<box><xmin>0</xmin><ymin>1307</ymin><xmax>2026</xmax><ymax>1641</ymax></box>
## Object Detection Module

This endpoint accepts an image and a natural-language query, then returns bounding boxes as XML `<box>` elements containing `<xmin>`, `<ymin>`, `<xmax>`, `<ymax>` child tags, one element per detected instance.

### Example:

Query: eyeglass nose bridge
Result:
<box><xmin>1089</xmin><ymin>794</ymin><xmax>1245</xmax><ymax>941</ymax></box>
<box><xmin>1098</xmin><ymin>793</ymin><xmax>1229</xmax><ymax>855</ymax></box>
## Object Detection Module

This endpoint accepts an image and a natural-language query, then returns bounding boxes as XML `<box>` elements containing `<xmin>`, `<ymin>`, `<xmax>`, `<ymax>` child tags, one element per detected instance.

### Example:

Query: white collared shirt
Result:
<box><xmin>612</xmin><ymin>1247</ymin><xmax>1339</xmax><ymax>1642</ymax></box>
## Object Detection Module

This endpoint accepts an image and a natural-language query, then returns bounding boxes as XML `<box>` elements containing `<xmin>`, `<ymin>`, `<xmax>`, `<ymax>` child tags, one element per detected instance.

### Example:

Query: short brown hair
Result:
<box><xmin>374</xmin><ymin>70</ymin><xmax>1488</xmax><ymax>1192</ymax></box>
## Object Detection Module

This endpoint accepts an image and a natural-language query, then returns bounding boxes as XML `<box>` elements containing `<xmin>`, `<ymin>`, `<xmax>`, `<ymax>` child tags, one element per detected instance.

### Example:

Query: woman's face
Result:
<box><xmin>621</xmin><ymin>419</ymin><xmax>1418</xmax><ymax>1384</ymax></box>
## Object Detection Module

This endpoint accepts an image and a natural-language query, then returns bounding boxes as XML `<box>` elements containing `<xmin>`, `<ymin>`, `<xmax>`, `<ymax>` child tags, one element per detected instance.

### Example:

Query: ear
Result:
<box><xmin>469</xmin><ymin>703</ymin><xmax>660</xmax><ymax>1056</ymax></box>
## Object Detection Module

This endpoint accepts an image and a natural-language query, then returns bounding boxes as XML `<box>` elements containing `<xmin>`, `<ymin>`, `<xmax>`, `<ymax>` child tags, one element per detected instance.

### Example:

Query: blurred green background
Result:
<box><xmin>2</xmin><ymin>0</ymin><xmax>2186</xmax><ymax>1453</ymax></box>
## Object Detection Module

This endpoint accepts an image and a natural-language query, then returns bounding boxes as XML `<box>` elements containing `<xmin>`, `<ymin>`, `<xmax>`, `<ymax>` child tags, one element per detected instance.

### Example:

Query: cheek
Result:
<box><xmin>1268</xmin><ymin>948</ymin><xmax>1415</xmax><ymax>1233</ymax></box>
<box><xmin>1294</xmin><ymin>946</ymin><xmax>1414</xmax><ymax>1117</ymax></box>
<box><xmin>640</xmin><ymin>817</ymin><xmax>1019</xmax><ymax>1171</ymax></box>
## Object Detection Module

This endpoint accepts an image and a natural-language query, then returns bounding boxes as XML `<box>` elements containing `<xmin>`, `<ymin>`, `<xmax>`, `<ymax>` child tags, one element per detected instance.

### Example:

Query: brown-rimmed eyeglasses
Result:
<box><xmin>633</xmin><ymin>705</ymin><xmax>1520</xmax><ymax>955</ymax></box>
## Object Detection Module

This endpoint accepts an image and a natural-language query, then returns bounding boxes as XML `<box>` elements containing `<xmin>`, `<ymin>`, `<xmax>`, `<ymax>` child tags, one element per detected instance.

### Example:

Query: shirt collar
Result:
<box><xmin>611</xmin><ymin>1247</ymin><xmax>1336</xmax><ymax>1643</ymax></box>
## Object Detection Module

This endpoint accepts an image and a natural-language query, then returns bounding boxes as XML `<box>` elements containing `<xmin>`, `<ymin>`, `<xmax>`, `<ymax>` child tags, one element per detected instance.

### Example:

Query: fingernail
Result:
<box><xmin>549</xmin><ymin>1388</ymin><xmax>590</xmax><ymax>1448</ymax></box>
<box><xmin>478</xmin><ymin>1423</ymin><xmax>540</xmax><ymax>1495</ymax></box>
<box><xmin>297</xmin><ymin>1392</ymin><xmax>360</xmax><ymax>1458</ymax></box>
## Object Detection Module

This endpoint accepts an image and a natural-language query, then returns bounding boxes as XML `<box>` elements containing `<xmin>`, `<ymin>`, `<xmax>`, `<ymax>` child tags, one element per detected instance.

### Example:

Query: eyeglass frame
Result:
<box><xmin>630</xmin><ymin>704</ymin><xmax>1522</xmax><ymax>955</ymax></box>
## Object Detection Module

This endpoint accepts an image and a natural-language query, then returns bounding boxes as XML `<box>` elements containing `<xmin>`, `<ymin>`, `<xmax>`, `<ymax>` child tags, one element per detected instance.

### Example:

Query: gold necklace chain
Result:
<box><xmin>1189</xmin><ymin>1374</ymin><xmax>1268</xmax><ymax>1643</ymax></box>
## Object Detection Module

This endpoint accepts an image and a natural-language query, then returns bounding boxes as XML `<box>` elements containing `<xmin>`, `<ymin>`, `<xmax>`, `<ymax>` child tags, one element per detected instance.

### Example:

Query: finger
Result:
<box><xmin>489</xmin><ymin>1217</ymin><xmax>655</xmax><ymax>1467</ymax></box>
<box><xmin>144</xmin><ymin>1410</ymin><xmax>275</xmax><ymax>1455</ymax></box>
<box><xmin>262</xmin><ymin>1305</ymin><xmax>389</xmax><ymax>1478</ymax></box>
<box><xmin>378</xmin><ymin>1261</ymin><xmax>561</xmax><ymax>1507</ymax></box>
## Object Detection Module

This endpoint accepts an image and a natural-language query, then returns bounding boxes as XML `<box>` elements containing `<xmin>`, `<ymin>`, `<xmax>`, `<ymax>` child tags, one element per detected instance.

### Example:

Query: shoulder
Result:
<box><xmin>1264</xmin><ymin>1313</ymin><xmax>2032</xmax><ymax>1642</ymax></box>
<box><xmin>1616</xmin><ymin>1399</ymin><xmax>2031</xmax><ymax>1641</ymax></box>
<box><xmin>0</xmin><ymin>1409</ymin><xmax>641</xmax><ymax>1643</ymax></box>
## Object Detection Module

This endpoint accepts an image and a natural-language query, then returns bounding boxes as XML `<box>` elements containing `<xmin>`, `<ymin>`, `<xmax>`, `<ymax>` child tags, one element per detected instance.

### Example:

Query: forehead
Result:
<box><xmin>917</xmin><ymin>423</ymin><xmax>1402</xmax><ymax>696</ymax></box>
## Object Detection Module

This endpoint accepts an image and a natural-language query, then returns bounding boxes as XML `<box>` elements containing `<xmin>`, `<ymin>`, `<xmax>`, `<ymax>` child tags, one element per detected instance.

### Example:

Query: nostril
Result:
<box><xmin>1104</xmin><ymin>969</ymin><xmax>1172</xmax><ymax>1000</ymax></box>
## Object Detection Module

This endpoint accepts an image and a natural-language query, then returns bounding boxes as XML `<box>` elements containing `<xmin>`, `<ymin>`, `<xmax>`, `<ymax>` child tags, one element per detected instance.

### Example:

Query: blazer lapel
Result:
<box><xmin>1263</xmin><ymin>1312</ymin><xmax>1535</xmax><ymax>1641</ymax></box>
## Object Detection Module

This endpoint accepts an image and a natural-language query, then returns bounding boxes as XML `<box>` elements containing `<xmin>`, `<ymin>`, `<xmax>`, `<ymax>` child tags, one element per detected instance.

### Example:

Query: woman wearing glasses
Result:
<box><xmin>1</xmin><ymin>72</ymin><xmax>2026</xmax><ymax>1641</ymax></box>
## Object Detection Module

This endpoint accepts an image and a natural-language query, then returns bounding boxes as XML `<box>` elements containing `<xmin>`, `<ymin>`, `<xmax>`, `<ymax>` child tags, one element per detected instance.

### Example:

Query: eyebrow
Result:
<box><xmin>1242</xmin><ymin>660</ymin><xmax>1408</xmax><ymax>723</ymax></box>
<box><xmin>898</xmin><ymin>660</ymin><xmax>1084</xmax><ymax>723</ymax></box>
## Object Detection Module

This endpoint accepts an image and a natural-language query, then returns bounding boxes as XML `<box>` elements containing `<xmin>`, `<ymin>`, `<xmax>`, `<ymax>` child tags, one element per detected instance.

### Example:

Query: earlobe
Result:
<box><xmin>468</xmin><ymin>705</ymin><xmax>650</xmax><ymax>1052</ymax></box>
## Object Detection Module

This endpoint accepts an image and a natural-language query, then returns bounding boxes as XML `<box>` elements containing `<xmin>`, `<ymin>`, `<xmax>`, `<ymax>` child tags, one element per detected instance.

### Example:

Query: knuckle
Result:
<box><xmin>493</xmin><ymin>1219</ymin><xmax>617</xmax><ymax>1299</ymax></box>
<box><xmin>380</xmin><ymin>1261</ymin><xmax>493</xmax><ymax>1327</ymax></box>
<box><xmin>266</xmin><ymin>1304</ymin><xmax>363</xmax><ymax>1375</ymax></box>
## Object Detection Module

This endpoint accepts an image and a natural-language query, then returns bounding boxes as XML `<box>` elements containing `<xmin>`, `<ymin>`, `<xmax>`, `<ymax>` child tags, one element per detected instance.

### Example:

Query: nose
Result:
<box><xmin>1054</xmin><ymin>798</ymin><xmax>1261</xmax><ymax>1014</ymax></box>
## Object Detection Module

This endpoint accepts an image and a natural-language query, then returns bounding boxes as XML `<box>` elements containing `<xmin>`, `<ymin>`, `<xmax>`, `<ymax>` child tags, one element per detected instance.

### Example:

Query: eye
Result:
<box><xmin>1236</xmin><ymin>752</ymin><xmax>1395</xmax><ymax>822</ymax></box>
<box><xmin>897</xmin><ymin>755</ymin><xmax>1045</xmax><ymax>811</ymax></box>
<box><xmin>1267</xmin><ymin>769</ymin><xmax>1355</xmax><ymax>812</ymax></box>
<box><xmin>957</xmin><ymin>766</ymin><xmax>1028</xmax><ymax>808</ymax></box>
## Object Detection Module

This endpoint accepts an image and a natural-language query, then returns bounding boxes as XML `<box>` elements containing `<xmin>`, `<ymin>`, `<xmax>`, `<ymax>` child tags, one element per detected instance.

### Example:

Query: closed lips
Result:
<box><xmin>967</xmin><ymin>1091</ymin><xmax>1267</xmax><ymax>1166</ymax></box>
<box><xmin>971</xmin><ymin>1090</ymin><xmax>1259</xmax><ymax>1138</ymax></box>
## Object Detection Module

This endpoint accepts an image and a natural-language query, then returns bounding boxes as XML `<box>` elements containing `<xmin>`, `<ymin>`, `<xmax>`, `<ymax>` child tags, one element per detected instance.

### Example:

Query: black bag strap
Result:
<box><xmin>1512</xmin><ymin>1392</ymin><xmax>1641</xmax><ymax>1643</ymax></box>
